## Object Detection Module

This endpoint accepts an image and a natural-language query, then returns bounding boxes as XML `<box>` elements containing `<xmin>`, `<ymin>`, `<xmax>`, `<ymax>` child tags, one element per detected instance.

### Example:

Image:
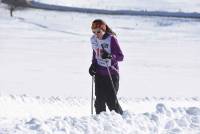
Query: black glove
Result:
<box><xmin>89</xmin><ymin>63</ymin><xmax>96</xmax><ymax>76</ymax></box>
<box><xmin>101</xmin><ymin>50</ymin><xmax>112</xmax><ymax>59</ymax></box>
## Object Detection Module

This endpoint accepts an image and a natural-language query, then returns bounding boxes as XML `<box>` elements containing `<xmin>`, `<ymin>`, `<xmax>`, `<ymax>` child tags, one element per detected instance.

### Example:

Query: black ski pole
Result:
<box><xmin>104</xmin><ymin>55</ymin><xmax>123</xmax><ymax>115</ymax></box>
<box><xmin>101</xmin><ymin>45</ymin><xmax>117</xmax><ymax>98</ymax></box>
<box><xmin>91</xmin><ymin>76</ymin><xmax>94</xmax><ymax>115</ymax></box>
<box><xmin>101</xmin><ymin>44</ymin><xmax>123</xmax><ymax>114</ymax></box>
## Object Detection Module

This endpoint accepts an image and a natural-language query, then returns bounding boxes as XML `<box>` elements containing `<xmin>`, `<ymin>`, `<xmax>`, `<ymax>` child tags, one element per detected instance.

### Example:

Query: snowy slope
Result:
<box><xmin>26</xmin><ymin>1</ymin><xmax>200</xmax><ymax>19</ymax></box>
<box><xmin>33</xmin><ymin>0</ymin><xmax>200</xmax><ymax>13</ymax></box>
<box><xmin>0</xmin><ymin>5</ymin><xmax>200</xmax><ymax>97</ymax></box>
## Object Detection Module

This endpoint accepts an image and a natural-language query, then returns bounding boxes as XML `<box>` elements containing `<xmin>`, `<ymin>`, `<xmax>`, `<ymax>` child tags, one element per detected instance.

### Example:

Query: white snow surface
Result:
<box><xmin>1</xmin><ymin>0</ymin><xmax>200</xmax><ymax>133</ymax></box>
<box><xmin>1</xmin><ymin>95</ymin><xmax>200</xmax><ymax>134</ymax></box>
<box><xmin>0</xmin><ymin>4</ymin><xmax>200</xmax><ymax>97</ymax></box>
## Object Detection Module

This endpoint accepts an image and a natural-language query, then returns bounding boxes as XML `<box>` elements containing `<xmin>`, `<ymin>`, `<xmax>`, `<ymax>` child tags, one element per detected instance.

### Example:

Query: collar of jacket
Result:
<box><xmin>102</xmin><ymin>33</ymin><xmax>110</xmax><ymax>40</ymax></box>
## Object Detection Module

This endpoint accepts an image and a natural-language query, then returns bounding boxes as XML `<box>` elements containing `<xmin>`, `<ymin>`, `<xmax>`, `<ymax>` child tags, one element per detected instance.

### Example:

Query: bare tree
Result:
<box><xmin>1</xmin><ymin>0</ymin><xmax>28</xmax><ymax>17</ymax></box>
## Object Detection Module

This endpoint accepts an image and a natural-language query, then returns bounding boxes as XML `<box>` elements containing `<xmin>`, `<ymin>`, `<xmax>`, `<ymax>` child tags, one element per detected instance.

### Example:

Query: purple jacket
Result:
<box><xmin>91</xmin><ymin>33</ymin><xmax>124</xmax><ymax>76</ymax></box>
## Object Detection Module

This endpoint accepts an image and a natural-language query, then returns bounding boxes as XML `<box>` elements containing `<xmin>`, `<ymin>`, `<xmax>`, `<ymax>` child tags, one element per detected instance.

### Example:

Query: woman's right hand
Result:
<box><xmin>89</xmin><ymin>64</ymin><xmax>96</xmax><ymax>76</ymax></box>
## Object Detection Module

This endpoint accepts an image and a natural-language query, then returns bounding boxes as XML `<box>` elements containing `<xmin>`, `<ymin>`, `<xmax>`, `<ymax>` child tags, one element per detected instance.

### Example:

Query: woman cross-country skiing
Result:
<box><xmin>89</xmin><ymin>19</ymin><xmax>124</xmax><ymax>115</ymax></box>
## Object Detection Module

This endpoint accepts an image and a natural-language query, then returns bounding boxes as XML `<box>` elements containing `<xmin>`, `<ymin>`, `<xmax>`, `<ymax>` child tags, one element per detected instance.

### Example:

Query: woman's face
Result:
<box><xmin>92</xmin><ymin>28</ymin><xmax>105</xmax><ymax>39</ymax></box>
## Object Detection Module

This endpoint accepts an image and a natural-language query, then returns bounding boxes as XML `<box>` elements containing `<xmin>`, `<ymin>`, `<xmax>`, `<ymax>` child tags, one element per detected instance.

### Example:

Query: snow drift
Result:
<box><xmin>0</xmin><ymin>95</ymin><xmax>200</xmax><ymax>134</ymax></box>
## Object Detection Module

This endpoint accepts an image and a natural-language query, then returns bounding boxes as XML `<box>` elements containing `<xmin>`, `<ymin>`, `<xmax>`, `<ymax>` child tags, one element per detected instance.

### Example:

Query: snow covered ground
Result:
<box><xmin>0</xmin><ymin>4</ymin><xmax>200</xmax><ymax>97</ymax></box>
<box><xmin>1</xmin><ymin>95</ymin><xmax>200</xmax><ymax>134</ymax></box>
<box><xmin>0</xmin><ymin>0</ymin><xmax>200</xmax><ymax>133</ymax></box>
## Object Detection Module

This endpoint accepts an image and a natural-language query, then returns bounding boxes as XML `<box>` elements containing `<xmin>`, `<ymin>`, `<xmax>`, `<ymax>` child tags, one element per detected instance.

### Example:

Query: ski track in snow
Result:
<box><xmin>14</xmin><ymin>16</ymin><xmax>83</xmax><ymax>35</ymax></box>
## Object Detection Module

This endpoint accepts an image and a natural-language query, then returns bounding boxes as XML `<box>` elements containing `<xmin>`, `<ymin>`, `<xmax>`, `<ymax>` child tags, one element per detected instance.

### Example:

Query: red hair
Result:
<box><xmin>91</xmin><ymin>19</ymin><xmax>116</xmax><ymax>35</ymax></box>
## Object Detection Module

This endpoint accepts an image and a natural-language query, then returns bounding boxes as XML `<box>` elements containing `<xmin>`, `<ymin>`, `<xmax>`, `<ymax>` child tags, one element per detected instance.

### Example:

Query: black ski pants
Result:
<box><xmin>94</xmin><ymin>74</ymin><xmax>123</xmax><ymax>115</ymax></box>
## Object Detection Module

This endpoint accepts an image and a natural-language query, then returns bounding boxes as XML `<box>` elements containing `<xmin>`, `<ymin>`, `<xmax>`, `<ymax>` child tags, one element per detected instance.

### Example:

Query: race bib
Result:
<box><xmin>91</xmin><ymin>35</ymin><xmax>112</xmax><ymax>67</ymax></box>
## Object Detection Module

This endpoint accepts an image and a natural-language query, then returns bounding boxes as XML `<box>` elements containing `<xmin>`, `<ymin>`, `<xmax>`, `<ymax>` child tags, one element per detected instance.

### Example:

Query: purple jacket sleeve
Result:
<box><xmin>111</xmin><ymin>36</ymin><xmax>124</xmax><ymax>62</ymax></box>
